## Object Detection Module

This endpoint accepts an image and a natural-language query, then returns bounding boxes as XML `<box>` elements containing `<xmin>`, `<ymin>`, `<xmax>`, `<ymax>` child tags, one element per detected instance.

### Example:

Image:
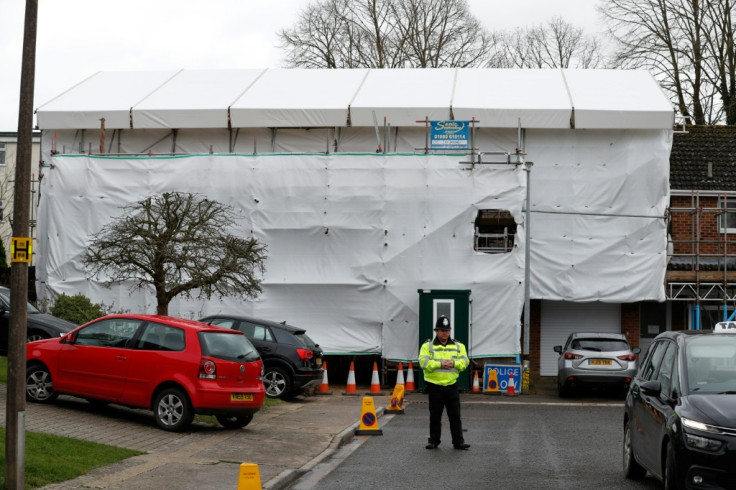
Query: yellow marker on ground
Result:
<box><xmin>355</xmin><ymin>396</ymin><xmax>383</xmax><ymax>435</ymax></box>
<box><xmin>237</xmin><ymin>462</ymin><xmax>262</xmax><ymax>490</ymax></box>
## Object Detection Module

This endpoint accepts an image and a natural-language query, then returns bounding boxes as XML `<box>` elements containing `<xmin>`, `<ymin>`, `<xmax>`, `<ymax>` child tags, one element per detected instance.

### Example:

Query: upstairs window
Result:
<box><xmin>719</xmin><ymin>198</ymin><xmax>736</xmax><ymax>234</ymax></box>
<box><xmin>474</xmin><ymin>209</ymin><xmax>516</xmax><ymax>254</ymax></box>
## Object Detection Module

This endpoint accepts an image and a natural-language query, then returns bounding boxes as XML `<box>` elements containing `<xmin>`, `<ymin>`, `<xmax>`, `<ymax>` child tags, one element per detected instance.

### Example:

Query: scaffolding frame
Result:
<box><xmin>667</xmin><ymin>191</ymin><xmax>736</xmax><ymax>328</ymax></box>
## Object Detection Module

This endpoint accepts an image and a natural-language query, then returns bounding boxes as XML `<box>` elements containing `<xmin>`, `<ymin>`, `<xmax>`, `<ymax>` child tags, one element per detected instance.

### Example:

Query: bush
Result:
<box><xmin>50</xmin><ymin>293</ymin><xmax>106</xmax><ymax>325</ymax></box>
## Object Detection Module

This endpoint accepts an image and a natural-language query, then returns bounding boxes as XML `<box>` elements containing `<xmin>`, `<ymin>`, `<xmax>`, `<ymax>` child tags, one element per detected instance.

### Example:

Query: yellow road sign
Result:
<box><xmin>11</xmin><ymin>237</ymin><xmax>32</xmax><ymax>263</ymax></box>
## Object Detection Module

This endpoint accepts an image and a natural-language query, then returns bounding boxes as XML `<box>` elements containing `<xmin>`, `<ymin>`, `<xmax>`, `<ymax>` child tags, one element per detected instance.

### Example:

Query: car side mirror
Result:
<box><xmin>62</xmin><ymin>332</ymin><xmax>76</xmax><ymax>344</ymax></box>
<box><xmin>553</xmin><ymin>345</ymin><xmax>562</xmax><ymax>354</ymax></box>
<box><xmin>632</xmin><ymin>347</ymin><xmax>641</xmax><ymax>354</ymax></box>
<box><xmin>640</xmin><ymin>379</ymin><xmax>661</xmax><ymax>397</ymax></box>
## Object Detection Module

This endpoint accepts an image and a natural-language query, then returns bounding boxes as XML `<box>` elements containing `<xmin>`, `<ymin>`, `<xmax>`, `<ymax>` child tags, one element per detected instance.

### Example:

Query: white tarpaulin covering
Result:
<box><xmin>36</xmin><ymin>68</ymin><xmax>675</xmax><ymax>130</ymax></box>
<box><xmin>34</xmin><ymin>68</ymin><xmax>674</xmax><ymax>359</ymax></box>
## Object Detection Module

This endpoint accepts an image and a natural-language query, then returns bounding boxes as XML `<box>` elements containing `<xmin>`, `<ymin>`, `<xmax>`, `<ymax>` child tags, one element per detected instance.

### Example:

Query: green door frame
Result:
<box><xmin>417</xmin><ymin>289</ymin><xmax>471</xmax><ymax>392</ymax></box>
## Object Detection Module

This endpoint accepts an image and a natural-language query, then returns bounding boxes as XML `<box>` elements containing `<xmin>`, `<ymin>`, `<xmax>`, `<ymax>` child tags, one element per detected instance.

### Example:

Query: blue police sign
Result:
<box><xmin>483</xmin><ymin>363</ymin><xmax>521</xmax><ymax>394</ymax></box>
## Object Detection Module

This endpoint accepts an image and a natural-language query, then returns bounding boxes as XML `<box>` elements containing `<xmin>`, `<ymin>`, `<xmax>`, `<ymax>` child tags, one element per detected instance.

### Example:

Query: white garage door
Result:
<box><xmin>539</xmin><ymin>301</ymin><xmax>621</xmax><ymax>376</ymax></box>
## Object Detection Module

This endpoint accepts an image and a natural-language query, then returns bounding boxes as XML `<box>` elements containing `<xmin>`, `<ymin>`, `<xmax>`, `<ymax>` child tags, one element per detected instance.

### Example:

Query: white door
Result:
<box><xmin>540</xmin><ymin>301</ymin><xmax>621</xmax><ymax>376</ymax></box>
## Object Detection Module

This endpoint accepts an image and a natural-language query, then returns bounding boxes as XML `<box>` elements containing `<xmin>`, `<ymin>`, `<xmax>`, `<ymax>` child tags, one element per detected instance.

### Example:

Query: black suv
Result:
<box><xmin>200</xmin><ymin>314</ymin><xmax>324</xmax><ymax>399</ymax></box>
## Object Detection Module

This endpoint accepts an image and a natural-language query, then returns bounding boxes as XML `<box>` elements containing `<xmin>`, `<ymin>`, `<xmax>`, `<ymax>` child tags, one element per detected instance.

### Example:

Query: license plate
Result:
<box><xmin>315</xmin><ymin>358</ymin><xmax>322</xmax><ymax>366</ymax></box>
<box><xmin>230</xmin><ymin>393</ymin><xmax>253</xmax><ymax>402</ymax></box>
<box><xmin>590</xmin><ymin>359</ymin><xmax>612</xmax><ymax>366</ymax></box>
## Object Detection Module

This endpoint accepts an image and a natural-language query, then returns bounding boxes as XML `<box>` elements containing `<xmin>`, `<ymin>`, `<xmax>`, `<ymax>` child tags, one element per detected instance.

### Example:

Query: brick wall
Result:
<box><xmin>670</xmin><ymin>195</ymin><xmax>736</xmax><ymax>256</ymax></box>
<box><xmin>621</xmin><ymin>303</ymin><xmax>639</xmax><ymax>349</ymax></box>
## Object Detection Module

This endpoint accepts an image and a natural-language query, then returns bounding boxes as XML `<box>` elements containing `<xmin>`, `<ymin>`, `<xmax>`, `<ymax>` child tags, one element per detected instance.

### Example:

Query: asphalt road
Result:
<box><xmin>289</xmin><ymin>397</ymin><xmax>665</xmax><ymax>489</ymax></box>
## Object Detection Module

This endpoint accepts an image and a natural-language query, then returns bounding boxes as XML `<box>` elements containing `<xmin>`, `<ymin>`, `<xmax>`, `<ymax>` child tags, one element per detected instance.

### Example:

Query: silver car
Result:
<box><xmin>553</xmin><ymin>332</ymin><xmax>641</xmax><ymax>397</ymax></box>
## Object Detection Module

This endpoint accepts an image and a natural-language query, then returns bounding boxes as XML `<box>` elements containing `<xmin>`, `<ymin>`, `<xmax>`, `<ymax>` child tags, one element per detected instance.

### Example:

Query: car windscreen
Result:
<box><xmin>571</xmin><ymin>339</ymin><xmax>630</xmax><ymax>352</ymax></box>
<box><xmin>0</xmin><ymin>288</ymin><xmax>40</xmax><ymax>314</ymax></box>
<box><xmin>272</xmin><ymin>326</ymin><xmax>318</xmax><ymax>348</ymax></box>
<box><xmin>198</xmin><ymin>331</ymin><xmax>260</xmax><ymax>362</ymax></box>
<box><xmin>685</xmin><ymin>336</ymin><xmax>736</xmax><ymax>394</ymax></box>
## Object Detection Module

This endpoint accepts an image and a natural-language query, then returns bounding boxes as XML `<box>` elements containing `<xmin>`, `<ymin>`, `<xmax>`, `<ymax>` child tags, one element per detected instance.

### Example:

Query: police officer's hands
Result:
<box><xmin>441</xmin><ymin>359</ymin><xmax>454</xmax><ymax>369</ymax></box>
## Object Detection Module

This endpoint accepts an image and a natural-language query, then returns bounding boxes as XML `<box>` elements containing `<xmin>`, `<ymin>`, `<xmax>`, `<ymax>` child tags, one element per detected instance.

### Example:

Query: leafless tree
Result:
<box><xmin>279</xmin><ymin>0</ymin><xmax>495</xmax><ymax>68</ymax></box>
<box><xmin>490</xmin><ymin>17</ymin><xmax>607</xmax><ymax>69</ymax></box>
<box><xmin>84</xmin><ymin>192</ymin><xmax>267</xmax><ymax>316</ymax></box>
<box><xmin>602</xmin><ymin>0</ymin><xmax>736</xmax><ymax>124</ymax></box>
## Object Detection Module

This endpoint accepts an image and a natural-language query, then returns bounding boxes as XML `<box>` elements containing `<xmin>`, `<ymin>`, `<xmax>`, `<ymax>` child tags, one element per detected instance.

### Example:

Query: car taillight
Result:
<box><xmin>617</xmin><ymin>354</ymin><xmax>637</xmax><ymax>361</ymax></box>
<box><xmin>564</xmin><ymin>352</ymin><xmax>583</xmax><ymax>360</ymax></box>
<box><xmin>259</xmin><ymin>363</ymin><xmax>264</xmax><ymax>381</ymax></box>
<box><xmin>297</xmin><ymin>348</ymin><xmax>314</xmax><ymax>361</ymax></box>
<box><xmin>198</xmin><ymin>359</ymin><xmax>217</xmax><ymax>379</ymax></box>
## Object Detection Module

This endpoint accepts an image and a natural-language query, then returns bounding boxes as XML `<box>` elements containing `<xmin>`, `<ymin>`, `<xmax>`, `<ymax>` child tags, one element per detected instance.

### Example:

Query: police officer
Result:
<box><xmin>419</xmin><ymin>315</ymin><xmax>470</xmax><ymax>450</ymax></box>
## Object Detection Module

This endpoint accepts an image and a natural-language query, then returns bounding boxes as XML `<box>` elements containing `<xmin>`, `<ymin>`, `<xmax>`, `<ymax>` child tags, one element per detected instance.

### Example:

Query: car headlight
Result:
<box><xmin>684</xmin><ymin>433</ymin><xmax>724</xmax><ymax>452</ymax></box>
<box><xmin>682</xmin><ymin>417</ymin><xmax>718</xmax><ymax>433</ymax></box>
<box><xmin>682</xmin><ymin>417</ymin><xmax>725</xmax><ymax>452</ymax></box>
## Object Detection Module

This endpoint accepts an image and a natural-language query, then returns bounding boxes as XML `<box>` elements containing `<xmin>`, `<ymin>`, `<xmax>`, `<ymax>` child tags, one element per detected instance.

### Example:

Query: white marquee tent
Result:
<box><xmin>35</xmin><ymin>68</ymin><xmax>674</xmax><ymax>360</ymax></box>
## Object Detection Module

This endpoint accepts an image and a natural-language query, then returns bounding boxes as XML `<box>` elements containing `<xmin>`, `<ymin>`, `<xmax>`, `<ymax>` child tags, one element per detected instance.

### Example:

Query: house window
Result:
<box><xmin>719</xmin><ymin>198</ymin><xmax>736</xmax><ymax>233</ymax></box>
<box><xmin>0</xmin><ymin>143</ymin><xmax>5</xmax><ymax>166</ymax></box>
<box><xmin>0</xmin><ymin>200</ymin><xmax>4</xmax><ymax>221</ymax></box>
<box><xmin>474</xmin><ymin>209</ymin><xmax>516</xmax><ymax>253</ymax></box>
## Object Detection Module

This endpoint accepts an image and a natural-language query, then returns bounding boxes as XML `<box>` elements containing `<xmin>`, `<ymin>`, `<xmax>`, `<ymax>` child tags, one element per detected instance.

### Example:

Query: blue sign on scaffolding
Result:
<box><xmin>430</xmin><ymin>120</ymin><xmax>470</xmax><ymax>150</ymax></box>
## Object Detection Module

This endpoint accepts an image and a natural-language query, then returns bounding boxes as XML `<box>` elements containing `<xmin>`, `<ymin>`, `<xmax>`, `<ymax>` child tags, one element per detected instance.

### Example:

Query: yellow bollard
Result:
<box><xmin>237</xmin><ymin>462</ymin><xmax>262</xmax><ymax>490</ymax></box>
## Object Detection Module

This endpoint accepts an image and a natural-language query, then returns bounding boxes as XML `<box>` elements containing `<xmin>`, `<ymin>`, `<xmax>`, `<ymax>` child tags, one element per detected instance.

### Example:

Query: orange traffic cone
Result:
<box><xmin>396</xmin><ymin>362</ymin><xmax>405</xmax><ymax>386</ymax></box>
<box><xmin>505</xmin><ymin>371</ymin><xmax>516</xmax><ymax>396</ymax></box>
<box><xmin>471</xmin><ymin>370</ymin><xmax>481</xmax><ymax>394</ymax></box>
<box><xmin>366</xmin><ymin>362</ymin><xmax>386</xmax><ymax>395</ymax></box>
<box><xmin>342</xmin><ymin>362</ymin><xmax>359</xmax><ymax>396</ymax></box>
<box><xmin>316</xmin><ymin>362</ymin><xmax>333</xmax><ymax>395</ymax></box>
<box><xmin>405</xmin><ymin>360</ymin><xmax>416</xmax><ymax>393</ymax></box>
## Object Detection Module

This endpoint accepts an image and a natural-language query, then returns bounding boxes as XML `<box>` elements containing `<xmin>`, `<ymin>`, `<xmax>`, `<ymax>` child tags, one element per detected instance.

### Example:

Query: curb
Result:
<box><xmin>264</xmin><ymin>406</ymin><xmax>386</xmax><ymax>490</ymax></box>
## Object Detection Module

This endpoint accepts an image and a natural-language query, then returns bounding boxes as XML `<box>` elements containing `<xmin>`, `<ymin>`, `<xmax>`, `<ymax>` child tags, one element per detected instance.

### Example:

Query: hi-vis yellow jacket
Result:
<box><xmin>419</xmin><ymin>338</ymin><xmax>469</xmax><ymax>386</ymax></box>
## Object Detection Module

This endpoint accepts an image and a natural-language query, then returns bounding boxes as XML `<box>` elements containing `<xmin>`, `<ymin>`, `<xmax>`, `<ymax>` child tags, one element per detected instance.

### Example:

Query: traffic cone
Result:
<box><xmin>342</xmin><ymin>362</ymin><xmax>359</xmax><ymax>396</ymax></box>
<box><xmin>237</xmin><ymin>462</ymin><xmax>261</xmax><ymax>490</ymax></box>
<box><xmin>366</xmin><ymin>362</ymin><xmax>386</xmax><ymax>395</ymax></box>
<box><xmin>386</xmin><ymin>384</ymin><xmax>405</xmax><ymax>414</ymax></box>
<box><xmin>396</xmin><ymin>362</ymin><xmax>405</xmax><ymax>386</ymax></box>
<box><xmin>405</xmin><ymin>361</ymin><xmax>416</xmax><ymax>393</ymax></box>
<box><xmin>316</xmin><ymin>362</ymin><xmax>332</xmax><ymax>395</ymax></box>
<box><xmin>355</xmin><ymin>397</ymin><xmax>383</xmax><ymax>435</ymax></box>
<box><xmin>505</xmin><ymin>371</ymin><xmax>516</xmax><ymax>396</ymax></box>
<box><xmin>471</xmin><ymin>370</ymin><xmax>481</xmax><ymax>394</ymax></box>
<box><xmin>486</xmin><ymin>369</ymin><xmax>499</xmax><ymax>393</ymax></box>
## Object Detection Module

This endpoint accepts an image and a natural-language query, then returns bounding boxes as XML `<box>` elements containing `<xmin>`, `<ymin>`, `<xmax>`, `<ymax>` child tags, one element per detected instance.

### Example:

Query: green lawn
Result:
<box><xmin>0</xmin><ymin>427</ymin><xmax>143</xmax><ymax>488</ymax></box>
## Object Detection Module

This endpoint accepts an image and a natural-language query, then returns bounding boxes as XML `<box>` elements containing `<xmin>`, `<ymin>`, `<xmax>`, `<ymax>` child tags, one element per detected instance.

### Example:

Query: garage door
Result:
<box><xmin>539</xmin><ymin>301</ymin><xmax>621</xmax><ymax>376</ymax></box>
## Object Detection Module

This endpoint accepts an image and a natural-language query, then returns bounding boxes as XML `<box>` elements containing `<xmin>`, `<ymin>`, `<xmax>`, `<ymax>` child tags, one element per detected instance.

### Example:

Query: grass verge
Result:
<box><xmin>0</xmin><ymin>427</ymin><xmax>143</xmax><ymax>488</ymax></box>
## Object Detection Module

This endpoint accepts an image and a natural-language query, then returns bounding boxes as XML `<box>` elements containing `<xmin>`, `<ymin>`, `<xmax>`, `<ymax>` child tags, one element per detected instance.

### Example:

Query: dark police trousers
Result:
<box><xmin>426</xmin><ymin>381</ymin><xmax>464</xmax><ymax>445</ymax></box>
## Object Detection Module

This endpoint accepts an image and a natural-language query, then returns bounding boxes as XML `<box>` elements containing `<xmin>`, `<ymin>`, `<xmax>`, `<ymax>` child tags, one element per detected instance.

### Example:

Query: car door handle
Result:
<box><xmin>115</xmin><ymin>355</ymin><xmax>127</xmax><ymax>361</ymax></box>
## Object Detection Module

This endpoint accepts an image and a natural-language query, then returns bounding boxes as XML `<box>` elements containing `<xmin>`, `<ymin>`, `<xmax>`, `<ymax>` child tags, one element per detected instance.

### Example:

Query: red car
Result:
<box><xmin>25</xmin><ymin>314</ymin><xmax>266</xmax><ymax>431</ymax></box>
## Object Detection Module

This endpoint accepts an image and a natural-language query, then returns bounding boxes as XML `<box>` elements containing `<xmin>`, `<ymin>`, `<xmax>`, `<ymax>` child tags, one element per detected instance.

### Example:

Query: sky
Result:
<box><xmin>0</xmin><ymin>1</ymin><xmax>605</xmax><ymax>132</ymax></box>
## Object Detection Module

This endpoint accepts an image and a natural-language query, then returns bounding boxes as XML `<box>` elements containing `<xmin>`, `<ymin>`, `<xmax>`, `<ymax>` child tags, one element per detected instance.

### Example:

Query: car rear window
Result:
<box><xmin>198</xmin><ymin>331</ymin><xmax>260</xmax><ymax>362</ymax></box>
<box><xmin>571</xmin><ymin>339</ymin><xmax>630</xmax><ymax>352</ymax></box>
<box><xmin>271</xmin><ymin>326</ymin><xmax>317</xmax><ymax>348</ymax></box>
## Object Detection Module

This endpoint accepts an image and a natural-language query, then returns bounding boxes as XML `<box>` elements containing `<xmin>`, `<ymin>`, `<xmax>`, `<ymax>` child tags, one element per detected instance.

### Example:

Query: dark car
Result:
<box><xmin>26</xmin><ymin>314</ymin><xmax>266</xmax><ymax>431</ymax></box>
<box><xmin>0</xmin><ymin>286</ymin><xmax>77</xmax><ymax>355</ymax></box>
<box><xmin>200</xmin><ymin>314</ymin><xmax>323</xmax><ymax>399</ymax></box>
<box><xmin>553</xmin><ymin>332</ymin><xmax>641</xmax><ymax>397</ymax></box>
<box><xmin>623</xmin><ymin>323</ymin><xmax>736</xmax><ymax>489</ymax></box>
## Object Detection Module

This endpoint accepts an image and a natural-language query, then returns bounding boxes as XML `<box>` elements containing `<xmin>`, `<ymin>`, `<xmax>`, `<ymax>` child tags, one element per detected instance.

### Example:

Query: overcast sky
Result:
<box><xmin>0</xmin><ymin>1</ymin><xmax>605</xmax><ymax>132</ymax></box>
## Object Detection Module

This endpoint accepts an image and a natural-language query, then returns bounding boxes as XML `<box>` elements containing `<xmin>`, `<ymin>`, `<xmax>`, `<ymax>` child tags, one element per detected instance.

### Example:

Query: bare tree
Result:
<box><xmin>491</xmin><ymin>17</ymin><xmax>607</xmax><ymax>69</ymax></box>
<box><xmin>84</xmin><ymin>192</ymin><xmax>267</xmax><ymax>316</ymax></box>
<box><xmin>279</xmin><ymin>0</ymin><xmax>495</xmax><ymax>68</ymax></box>
<box><xmin>602</xmin><ymin>0</ymin><xmax>736</xmax><ymax>124</ymax></box>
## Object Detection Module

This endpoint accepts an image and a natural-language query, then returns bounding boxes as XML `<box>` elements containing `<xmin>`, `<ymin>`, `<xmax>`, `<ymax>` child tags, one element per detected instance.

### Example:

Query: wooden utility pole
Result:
<box><xmin>5</xmin><ymin>1</ymin><xmax>38</xmax><ymax>488</ymax></box>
